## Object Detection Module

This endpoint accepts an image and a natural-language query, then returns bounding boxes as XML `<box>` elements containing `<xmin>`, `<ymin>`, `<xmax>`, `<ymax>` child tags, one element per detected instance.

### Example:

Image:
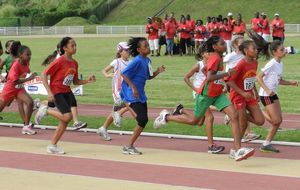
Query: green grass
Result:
<box><xmin>55</xmin><ymin>17</ymin><xmax>97</xmax><ymax>33</ymax></box>
<box><xmin>103</xmin><ymin>0</ymin><xmax>300</xmax><ymax>24</ymax></box>
<box><xmin>1</xmin><ymin>112</ymin><xmax>300</xmax><ymax>142</ymax></box>
<box><xmin>0</xmin><ymin>36</ymin><xmax>299</xmax><ymax>113</ymax></box>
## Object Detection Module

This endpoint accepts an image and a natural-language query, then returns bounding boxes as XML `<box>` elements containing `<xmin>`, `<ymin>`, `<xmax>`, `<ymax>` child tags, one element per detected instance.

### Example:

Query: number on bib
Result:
<box><xmin>63</xmin><ymin>74</ymin><xmax>74</xmax><ymax>86</ymax></box>
<box><xmin>244</xmin><ymin>77</ymin><xmax>256</xmax><ymax>90</ymax></box>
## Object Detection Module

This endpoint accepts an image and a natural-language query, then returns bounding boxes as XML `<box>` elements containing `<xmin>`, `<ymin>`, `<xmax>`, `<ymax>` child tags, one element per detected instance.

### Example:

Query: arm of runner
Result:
<box><xmin>256</xmin><ymin>71</ymin><xmax>275</xmax><ymax>95</ymax></box>
<box><xmin>102</xmin><ymin>65</ymin><xmax>114</xmax><ymax>78</ymax></box>
<box><xmin>279</xmin><ymin>79</ymin><xmax>299</xmax><ymax>86</ymax></box>
<box><xmin>184</xmin><ymin>64</ymin><xmax>200</xmax><ymax>92</ymax></box>
<box><xmin>149</xmin><ymin>65</ymin><xmax>165</xmax><ymax>80</ymax></box>
<box><xmin>227</xmin><ymin>80</ymin><xmax>254</xmax><ymax>99</ymax></box>
<box><xmin>41</xmin><ymin>72</ymin><xmax>55</xmax><ymax>102</ymax></box>
<box><xmin>14</xmin><ymin>72</ymin><xmax>37</xmax><ymax>84</ymax></box>
<box><xmin>121</xmin><ymin>73</ymin><xmax>139</xmax><ymax>98</ymax></box>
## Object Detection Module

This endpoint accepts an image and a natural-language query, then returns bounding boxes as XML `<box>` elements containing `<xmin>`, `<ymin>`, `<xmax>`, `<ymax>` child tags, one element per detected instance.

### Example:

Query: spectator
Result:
<box><xmin>232</xmin><ymin>13</ymin><xmax>246</xmax><ymax>36</ymax></box>
<box><xmin>260</xmin><ymin>12</ymin><xmax>270</xmax><ymax>42</ymax></box>
<box><xmin>194</xmin><ymin>19</ymin><xmax>206</xmax><ymax>51</ymax></box>
<box><xmin>208</xmin><ymin>17</ymin><xmax>220</xmax><ymax>37</ymax></box>
<box><xmin>251</xmin><ymin>12</ymin><xmax>263</xmax><ymax>35</ymax></box>
<box><xmin>271</xmin><ymin>13</ymin><xmax>285</xmax><ymax>42</ymax></box>
<box><xmin>220</xmin><ymin>18</ymin><xmax>233</xmax><ymax>54</ymax></box>
<box><xmin>178</xmin><ymin>16</ymin><xmax>192</xmax><ymax>55</ymax></box>
<box><xmin>158</xmin><ymin>14</ymin><xmax>169</xmax><ymax>56</ymax></box>
<box><xmin>165</xmin><ymin>16</ymin><xmax>178</xmax><ymax>56</ymax></box>
<box><xmin>145</xmin><ymin>17</ymin><xmax>160</xmax><ymax>56</ymax></box>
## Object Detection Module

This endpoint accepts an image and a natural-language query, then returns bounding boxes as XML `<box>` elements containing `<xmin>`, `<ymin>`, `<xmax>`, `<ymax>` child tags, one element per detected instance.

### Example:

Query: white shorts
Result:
<box><xmin>262</xmin><ymin>34</ymin><xmax>270</xmax><ymax>42</ymax></box>
<box><xmin>195</xmin><ymin>39</ymin><xmax>205</xmax><ymax>42</ymax></box>
<box><xmin>149</xmin><ymin>39</ymin><xmax>159</xmax><ymax>51</ymax></box>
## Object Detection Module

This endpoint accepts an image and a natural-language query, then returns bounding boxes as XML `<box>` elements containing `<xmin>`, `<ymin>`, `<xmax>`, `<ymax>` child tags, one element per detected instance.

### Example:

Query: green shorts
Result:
<box><xmin>194</xmin><ymin>94</ymin><xmax>231</xmax><ymax>117</ymax></box>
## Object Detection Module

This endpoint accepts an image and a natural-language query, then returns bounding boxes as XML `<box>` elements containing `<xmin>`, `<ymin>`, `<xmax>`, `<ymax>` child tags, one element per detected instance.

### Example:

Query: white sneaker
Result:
<box><xmin>153</xmin><ymin>109</ymin><xmax>169</xmax><ymax>129</ymax></box>
<box><xmin>22</xmin><ymin>124</ymin><xmax>37</xmax><ymax>135</ymax></box>
<box><xmin>35</xmin><ymin>104</ymin><xmax>48</xmax><ymax>124</ymax></box>
<box><xmin>47</xmin><ymin>144</ymin><xmax>65</xmax><ymax>155</ymax></box>
<box><xmin>97</xmin><ymin>126</ymin><xmax>111</xmax><ymax>141</ymax></box>
<box><xmin>224</xmin><ymin>114</ymin><xmax>231</xmax><ymax>125</ymax></box>
<box><xmin>229</xmin><ymin>149</ymin><xmax>235</xmax><ymax>159</ymax></box>
<box><xmin>33</xmin><ymin>98</ymin><xmax>41</xmax><ymax>111</ymax></box>
<box><xmin>112</xmin><ymin>111</ymin><xmax>122</xmax><ymax>128</ymax></box>
<box><xmin>234</xmin><ymin>147</ymin><xmax>255</xmax><ymax>161</ymax></box>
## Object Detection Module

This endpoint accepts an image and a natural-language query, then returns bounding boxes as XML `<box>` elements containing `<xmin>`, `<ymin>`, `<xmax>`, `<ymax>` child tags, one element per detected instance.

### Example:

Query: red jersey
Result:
<box><xmin>208</xmin><ymin>22</ymin><xmax>220</xmax><ymax>36</ymax></box>
<box><xmin>178</xmin><ymin>23</ymin><xmax>191</xmax><ymax>39</ymax></box>
<box><xmin>227</xmin><ymin>58</ymin><xmax>258</xmax><ymax>99</ymax></box>
<box><xmin>186</xmin><ymin>19</ymin><xmax>196</xmax><ymax>30</ymax></box>
<box><xmin>233</xmin><ymin>21</ymin><xmax>246</xmax><ymax>35</ymax></box>
<box><xmin>5</xmin><ymin>60</ymin><xmax>30</xmax><ymax>89</ymax></box>
<box><xmin>251</xmin><ymin>17</ymin><xmax>263</xmax><ymax>33</ymax></box>
<box><xmin>198</xmin><ymin>53</ymin><xmax>224</xmax><ymax>97</ymax></box>
<box><xmin>194</xmin><ymin>25</ymin><xmax>206</xmax><ymax>40</ymax></box>
<box><xmin>165</xmin><ymin>20</ymin><xmax>177</xmax><ymax>39</ymax></box>
<box><xmin>219</xmin><ymin>23</ymin><xmax>232</xmax><ymax>40</ymax></box>
<box><xmin>271</xmin><ymin>19</ymin><xmax>284</xmax><ymax>38</ymax></box>
<box><xmin>44</xmin><ymin>56</ymin><xmax>79</xmax><ymax>95</ymax></box>
<box><xmin>145</xmin><ymin>23</ymin><xmax>159</xmax><ymax>40</ymax></box>
<box><xmin>261</xmin><ymin>19</ymin><xmax>270</xmax><ymax>35</ymax></box>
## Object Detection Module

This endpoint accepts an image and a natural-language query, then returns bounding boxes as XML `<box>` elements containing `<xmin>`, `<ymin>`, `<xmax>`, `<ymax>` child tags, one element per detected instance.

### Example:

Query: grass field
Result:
<box><xmin>103</xmin><ymin>0</ymin><xmax>300</xmax><ymax>25</ymax></box>
<box><xmin>0</xmin><ymin>35</ymin><xmax>299</xmax><ymax>142</ymax></box>
<box><xmin>1</xmin><ymin>35</ymin><xmax>299</xmax><ymax>112</ymax></box>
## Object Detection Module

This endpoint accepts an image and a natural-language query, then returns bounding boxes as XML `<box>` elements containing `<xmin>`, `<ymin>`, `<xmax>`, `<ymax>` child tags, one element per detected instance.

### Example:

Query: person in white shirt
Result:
<box><xmin>97</xmin><ymin>42</ymin><xmax>131</xmax><ymax>141</ymax></box>
<box><xmin>257</xmin><ymin>40</ymin><xmax>299</xmax><ymax>153</ymax></box>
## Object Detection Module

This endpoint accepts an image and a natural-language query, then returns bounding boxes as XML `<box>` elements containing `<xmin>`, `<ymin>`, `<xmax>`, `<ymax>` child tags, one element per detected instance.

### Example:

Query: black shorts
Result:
<box><xmin>52</xmin><ymin>92</ymin><xmax>77</xmax><ymax>114</ymax></box>
<box><xmin>129</xmin><ymin>102</ymin><xmax>148</xmax><ymax>128</ymax></box>
<box><xmin>260</xmin><ymin>94</ymin><xmax>279</xmax><ymax>106</ymax></box>
<box><xmin>272</xmin><ymin>36</ymin><xmax>283</xmax><ymax>42</ymax></box>
<box><xmin>159</xmin><ymin>35</ymin><xmax>166</xmax><ymax>45</ymax></box>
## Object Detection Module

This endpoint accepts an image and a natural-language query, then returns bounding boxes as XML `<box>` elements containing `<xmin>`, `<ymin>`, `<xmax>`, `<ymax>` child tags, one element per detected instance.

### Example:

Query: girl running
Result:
<box><xmin>257</xmin><ymin>40</ymin><xmax>299</xmax><ymax>153</ymax></box>
<box><xmin>223</xmin><ymin>36</ymin><xmax>261</xmax><ymax>142</ymax></box>
<box><xmin>226</xmin><ymin>40</ymin><xmax>265</xmax><ymax>142</ymax></box>
<box><xmin>97</xmin><ymin>42</ymin><xmax>131</xmax><ymax>141</ymax></box>
<box><xmin>182</xmin><ymin>44</ymin><xmax>225</xmax><ymax>153</ymax></box>
<box><xmin>154</xmin><ymin>36</ymin><xmax>255</xmax><ymax>161</ymax></box>
<box><xmin>121</xmin><ymin>37</ymin><xmax>165</xmax><ymax>155</ymax></box>
<box><xmin>41</xmin><ymin>43</ymin><xmax>87</xmax><ymax>131</ymax></box>
<box><xmin>0</xmin><ymin>40</ymin><xmax>14</xmax><ymax>76</ymax></box>
<box><xmin>35</xmin><ymin>37</ymin><xmax>96</xmax><ymax>154</ymax></box>
<box><xmin>0</xmin><ymin>45</ymin><xmax>37</xmax><ymax>135</ymax></box>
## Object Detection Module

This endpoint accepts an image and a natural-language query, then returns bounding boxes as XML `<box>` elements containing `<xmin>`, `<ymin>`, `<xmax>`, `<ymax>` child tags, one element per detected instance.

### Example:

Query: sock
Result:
<box><xmin>263</xmin><ymin>140</ymin><xmax>270</xmax><ymax>146</ymax></box>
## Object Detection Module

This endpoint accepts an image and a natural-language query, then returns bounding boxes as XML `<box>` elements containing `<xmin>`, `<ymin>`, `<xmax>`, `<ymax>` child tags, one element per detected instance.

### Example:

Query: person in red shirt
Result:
<box><xmin>219</xmin><ymin>18</ymin><xmax>232</xmax><ymax>54</ymax></box>
<box><xmin>178</xmin><ymin>17</ymin><xmax>192</xmax><ymax>55</ymax></box>
<box><xmin>207</xmin><ymin>17</ymin><xmax>220</xmax><ymax>37</ymax></box>
<box><xmin>145</xmin><ymin>17</ymin><xmax>160</xmax><ymax>56</ymax></box>
<box><xmin>250</xmin><ymin>12</ymin><xmax>263</xmax><ymax>35</ymax></box>
<box><xmin>0</xmin><ymin>45</ymin><xmax>37</xmax><ymax>135</ymax></box>
<box><xmin>35</xmin><ymin>37</ymin><xmax>96</xmax><ymax>155</ymax></box>
<box><xmin>158</xmin><ymin>14</ymin><xmax>169</xmax><ymax>56</ymax></box>
<box><xmin>227</xmin><ymin>12</ymin><xmax>235</xmax><ymax>28</ymax></box>
<box><xmin>226</xmin><ymin>40</ymin><xmax>265</xmax><ymax>139</ymax></box>
<box><xmin>260</xmin><ymin>12</ymin><xmax>270</xmax><ymax>42</ymax></box>
<box><xmin>165</xmin><ymin>16</ymin><xmax>178</xmax><ymax>56</ymax></box>
<box><xmin>186</xmin><ymin>14</ymin><xmax>195</xmax><ymax>31</ymax></box>
<box><xmin>154</xmin><ymin>36</ymin><xmax>255</xmax><ymax>161</ymax></box>
<box><xmin>233</xmin><ymin>13</ymin><xmax>246</xmax><ymax>36</ymax></box>
<box><xmin>194</xmin><ymin>19</ymin><xmax>206</xmax><ymax>50</ymax></box>
<box><xmin>271</xmin><ymin>13</ymin><xmax>285</xmax><ymax>41</ymax></box>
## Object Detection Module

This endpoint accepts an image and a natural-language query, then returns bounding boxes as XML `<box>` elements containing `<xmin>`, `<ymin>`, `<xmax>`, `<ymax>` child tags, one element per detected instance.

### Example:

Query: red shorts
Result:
<box><xmin>1</xmin><ymin>84</ymin><xmax>26</xmax><ymax>102</ymax></box>
<box><xmin>230</xmin><ymin>94</ymin><xmax>258</xmax><ymax>110</ymax></box>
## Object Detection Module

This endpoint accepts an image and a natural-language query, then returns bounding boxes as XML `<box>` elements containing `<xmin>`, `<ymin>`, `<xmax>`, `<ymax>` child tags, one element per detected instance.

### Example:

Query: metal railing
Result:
<box><xmin>0</xmin><ymin>26</ymin><xmax>84</xmax><ymax>36</ymax></box>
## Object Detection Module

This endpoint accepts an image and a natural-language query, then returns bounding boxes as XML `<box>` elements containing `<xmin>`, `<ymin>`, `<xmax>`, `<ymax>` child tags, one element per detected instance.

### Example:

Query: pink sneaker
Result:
<box><xmin>22</xmin><ymin>124</ymin><xmax>37</xmax><ymax>135</ymax></box>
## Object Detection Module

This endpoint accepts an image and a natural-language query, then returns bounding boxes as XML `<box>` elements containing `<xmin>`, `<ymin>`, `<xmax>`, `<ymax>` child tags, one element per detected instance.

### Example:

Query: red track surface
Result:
<box><xmin>3</xmin><ymin>102</ymin><xmax>300</xmax><ymax>129</ymax></box>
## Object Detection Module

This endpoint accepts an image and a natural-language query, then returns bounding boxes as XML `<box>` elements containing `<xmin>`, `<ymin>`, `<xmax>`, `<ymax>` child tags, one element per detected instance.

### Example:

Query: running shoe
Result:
<box><xmin>172</xmin><ymin>103</ymin><xmax>184</xmax><ymax>115</ymax></box>
<box><xmin>33</xmin><ymin>98</ymin><xmax>41</xmax><ymax>111</ymax></box>
<box><xmin>112</xmin><ymin>111</ymin><xmax>122</xmax><ymax>128</ymax></box>
<box><xmin>35</xmin><ymin>104</ymin><xmax>48</xmax><ymax>124</ymax></box>
<box><xmin>122</xmin><ymin>146</ymin><xmax>142</xmax><ymax>155</ymax></box>
<box><xmin>260</xmin><ymin>144</ymin><xmax>280</xmax><ymax>153</ymax></box>
<box><xmin>208</xmin><ymin>143</ymin><xmax>225</xmax><ymax>154</ymax></box>
<box><xmin>97</xmin><ymin>126</ymin><xmax>112</xmax><ymax>141</ymax></box>
<box><xmin>229</xmin><ymin>149</ymin><xmax>236</xmax><ymax>159</ymax></box>
<box><xmin>72</xmin><ymin>121</ymin><xmax>87</xmax><ymax>131</ymax></box>
<box><xmin>234</xmin><ymin>147</ymin><xmax>255</xmax><ymax>161</ymax></box>
<box><xmin>47</xmin><ymin>144</ymin><xmax>65</xmax><ymax>155</ymax></box>
<box><xmin>243</xmin><ymin>132</ymin><xmax>261</xmax><ymax>142</ymax></box>
<box><xmin>153</xmin><ymin>109</ymin><xmax>169</xmax><ymax>129</ymax></box>
<box><xmin>22</xmin><ymin>123</ymin><xmax>37</xmax><ymax>135</ymax></box>
<box><xmin>223</xmin><ymin>114</ymin><xmax>231</xmax><ymax>125</ymax></box>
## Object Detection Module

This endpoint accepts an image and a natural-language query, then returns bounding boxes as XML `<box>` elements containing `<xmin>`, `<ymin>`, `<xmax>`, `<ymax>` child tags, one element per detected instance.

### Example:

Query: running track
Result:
<box><xmin>1</xmin><ymin>126</ymin><xmax>300</xmax><ymax>189</ymax></box>
<box><xmin>3</xmin><ymin>102</ymin><xmax>300</xmax><ymax>129</ymax></box>
<box><xmin>1</xmin><ymin>103</ymin><xmax>300</xmax><ymax>189</ymax></box>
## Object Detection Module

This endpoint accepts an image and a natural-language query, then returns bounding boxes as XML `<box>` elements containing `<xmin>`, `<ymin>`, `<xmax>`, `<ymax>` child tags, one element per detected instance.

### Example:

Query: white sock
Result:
<box><xmin>263</xmin><ymin>141</ymin><xmax>270</xmax><ymax>146</ymax></box>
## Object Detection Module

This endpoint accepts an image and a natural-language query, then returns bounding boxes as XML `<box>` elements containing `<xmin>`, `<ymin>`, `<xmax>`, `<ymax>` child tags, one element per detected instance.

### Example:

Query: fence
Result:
<box><xmin>0</xmin><ymin>26</ymin><xmax>84</xmax><ymax>36</ymax></box>
<box><xmin>96</xmin><ymin>24</ymin><xmax>300</xmax><ymax>35</ymax></box>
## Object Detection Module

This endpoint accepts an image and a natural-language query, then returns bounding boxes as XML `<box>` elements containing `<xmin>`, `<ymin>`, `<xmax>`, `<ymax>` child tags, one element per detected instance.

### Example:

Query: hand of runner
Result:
<box><xmin>242</xmin><ymin>92</ymin><xmax>254</xmax><ymax>100</ymax></box>
<box><xmin>157</xmin><ymin>65</ymin><xmax>166</xmax><ymax>74</ymax></box>
<box><xmin>29</xmin><ymin>72</ymin><xmax>38</xmax><ymax>80</ymax></box>
<box><xmin>48</xmin><ymin>92</ymin><xmax>55</xmax><ymax>102</ymax></box>
<box><xmin>87</xmin><ymin>75</ymin><xmax>96</xmax><ymax>83</ymax></box>
<box><xmin>132</xmin><ymin>87</ymin><xmax>139</xmax><ymax>99</ymax></box>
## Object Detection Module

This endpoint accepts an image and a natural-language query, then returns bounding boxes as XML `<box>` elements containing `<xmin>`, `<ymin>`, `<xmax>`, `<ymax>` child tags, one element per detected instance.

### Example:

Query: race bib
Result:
<box><xmin>148</xmin><ymin>62</ymin><xmax>153</xmax><ymax>77</ymax></box>
<box><xmin>15</xmin><ymin>84</ymin><xmax>24</xmax><ymax>89</ymax></box>
<box><xmin>214</xmin><ymin>71</ymin><xmax>224</xmax><ymax>85</ymax></box>
<box><xmin>244</xmin><ymin>77</ymin><xmax>256</xmax><ymax>90</ymax></box>
<box><xmin>63</xmin><ymin>74</ymin><xmax>74</xmax><ymax>86</ymax></box>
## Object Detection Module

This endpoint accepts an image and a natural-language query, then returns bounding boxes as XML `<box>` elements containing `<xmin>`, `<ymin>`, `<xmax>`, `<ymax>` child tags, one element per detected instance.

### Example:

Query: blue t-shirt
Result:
<box><xmin>120</xmin><ymin>55</ymin><xmax>152</xmax><ymax>103</ymax></box>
